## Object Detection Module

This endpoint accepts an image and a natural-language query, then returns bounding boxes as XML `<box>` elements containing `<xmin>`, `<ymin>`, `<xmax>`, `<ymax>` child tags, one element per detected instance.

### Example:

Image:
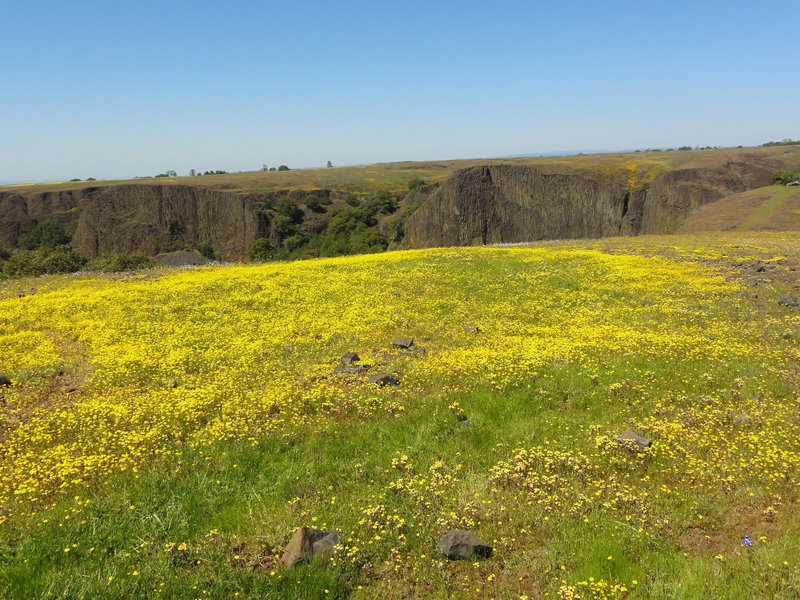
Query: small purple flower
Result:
<box><xmin>741</xmin><ymin>535</ymin><xmax>753</xmax><ymax>547</ymax></box>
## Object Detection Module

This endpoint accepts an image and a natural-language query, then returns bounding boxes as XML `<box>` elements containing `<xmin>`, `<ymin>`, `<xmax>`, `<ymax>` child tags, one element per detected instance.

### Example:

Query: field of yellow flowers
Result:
<box><xmin>1</xmin><ymin>232</ymin><xmax>800</xmax><ymax>599</ymax></box>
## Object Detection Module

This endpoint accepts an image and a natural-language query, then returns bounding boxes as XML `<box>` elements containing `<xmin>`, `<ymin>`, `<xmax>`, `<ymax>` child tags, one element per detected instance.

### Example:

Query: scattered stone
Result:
<box><xmin>282</xmin><ymin>527</ymin><xmax>341</xmax><ymax>568</ymax></box>
<box><xmin>437</xmin><ymin>530</ymin><xmax>493</xmax><ymax>560</ymax></box>
<box><xmin>333</xmin><ymin>352</ymin><xmax>371</xmax><ymax>374</ymax></box>
<box><xmin>464</xmin><ymin>323</ymin><xmax>481</xmax><ymax>334</ymax></box>
<box><xmin>616</xmin><ymin>430</ymin><xmax>652</xmax><ymax>450</ymax></box>
<box><xmin>391</xmin><ymin>337</ymin><xmax>414</xmax><ymax>349</ymax></box>
<box><xmin>778</xmin><ymin>296</ymin><xmax>800</xmax><ymax>309</ymax></box>
<box><xmin>368</xmin><ymin>372</ymin><xmax>399</xmax><ymax>386</ymax></box>
<box><xmin>340</xmin><ymin>352</ymin><xmax>360</xmax><ymax>366</ymax></box>
<box><xmin>0</xmin><ymin>374</ymin><xmax>11</xmax><ymax>387</ymax></box>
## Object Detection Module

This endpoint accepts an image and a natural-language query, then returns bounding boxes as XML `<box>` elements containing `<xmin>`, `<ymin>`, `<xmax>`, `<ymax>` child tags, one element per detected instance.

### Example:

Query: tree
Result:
<box><xmin>249</xmin><ymin>238</ymin><xmax>274</xmax><ymax>261</ymax></box>
<box><xmin>18</xmin><ymin>221</ymin><xmax>70</xmax><ymax>250</ymax></box>
<box><xmin>166</xmin><ymin>170</ymin><xmax>177</xmax><ymax>177</ymax></box>
<box><xmin>189</xmin><ymin>169</ymin><xmax>196</xmax><ymax>177</ymax></box>
<box><xmin>275</xmin><ymin>198</ymin><xmax>304</xmax><ymax>223</ymax></box>
<box><xmin>277</xmin><ymin>165</ymin><xmax>290</xmax><ymax>171</ymax></box>
<box><xmin>326</xmin><ymin>161</ymin><xmax>333</xmax><ymax>168</ymax></box>
<box><xmin>196</xmin><ymin>242</ymin><xmax>216</xmax><ymax>259</ymax></box>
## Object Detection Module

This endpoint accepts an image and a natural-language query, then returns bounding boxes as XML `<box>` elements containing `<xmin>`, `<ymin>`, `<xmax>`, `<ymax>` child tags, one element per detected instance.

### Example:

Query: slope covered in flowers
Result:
<box><xmin>1</xmin><ymin>233</ymin><xmax>800</xmax><ymax>599</ymax></box>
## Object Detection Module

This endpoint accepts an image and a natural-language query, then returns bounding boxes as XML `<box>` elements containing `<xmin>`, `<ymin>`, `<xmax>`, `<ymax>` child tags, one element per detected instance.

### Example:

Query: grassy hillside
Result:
<box><xmin>680</xmin><ymin>185</ymin><xmax>800</xmax><ymax>233</ymax></box>
<box><xmin>1</xmin><ymin>233</ymin><xmax>800</xmax><ymax>599</ymax></box>
<box><xmin>3</xmin><ymin>145</ymin><xmax>798</xmax><ymax>196</ymax></box>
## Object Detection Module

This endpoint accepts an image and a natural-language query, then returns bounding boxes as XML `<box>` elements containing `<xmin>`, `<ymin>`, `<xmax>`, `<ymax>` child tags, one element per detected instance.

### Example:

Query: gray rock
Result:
<box><xmin>464</xmin><ymin>324</ymin><xmax>481</xmax><ymax>334</ymax></box>
<box><xmin>368</xmin><ymin>372</ymin><xmax>399</xmax><ymax>386</ymax></box>
<box><xmin>340</xmin><ymin>352</ymin><xmax>360</xmax><ymax>366</ymax></box>
<box><xmin>391</xmin><ymin>337</ymin><xmax>414</xmax><ymax>349</ymax></box>
<box><xmin>333</xmin><ymin>352</ymin><xmax>370</xmax><ymax>374</ymax></box>
<box><xmin>616</xmin><ymin>430</ymin><xmax>652</xmax><ymax>450</ymax></box>
<box><xmin>334</xmin><ymin>364</ymin><xmax>370</xmax><ymax>375</ymax></box>
<box><xmin>437</xmin><ymin>530</ymin><xmax>492</xmax><ymax>560</ymax></box>
<box><xmin>282</xmin><ymin>527</ymin><xmax>341</xmax><ymax>567</ymax></box>
<box><xmin>0</xmin><ymin>374</ymin><xmax>10</xmax><ymax>387</ymax></box>
<box><xmin>778</xmin><ymin>296</ymin><xmax>800</xmax><ymax>309</ymax></box>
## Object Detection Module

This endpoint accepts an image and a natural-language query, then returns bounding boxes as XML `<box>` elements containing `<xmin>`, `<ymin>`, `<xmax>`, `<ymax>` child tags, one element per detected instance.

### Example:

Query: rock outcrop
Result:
<box><xmin>403</xmin><ymin>157</ymin><xmax>779</xmax><ymax>247</ymax></box>
<box><xmin>0</xmin><ymin>150</ymin><xmax>789</xmax><ymax>260</ymax></box>
<box><xmin>0</xmin><ymin>185</ymin><xmax>273</xmax><ymax>260</ymax></box>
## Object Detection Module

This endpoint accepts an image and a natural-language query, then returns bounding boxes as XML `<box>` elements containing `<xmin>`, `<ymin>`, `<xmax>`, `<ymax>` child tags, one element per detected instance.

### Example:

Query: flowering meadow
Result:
<box><xmin>1</xmin><ymin>232</ymin><xmax>800</xmax><ymax>599</ymax></box>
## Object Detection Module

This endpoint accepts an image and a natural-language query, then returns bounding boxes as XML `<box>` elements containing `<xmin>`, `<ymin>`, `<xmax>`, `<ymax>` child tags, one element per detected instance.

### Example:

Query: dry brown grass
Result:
<box><xmin>3</xmin><ymin>145</ymin><xmax>798</xmax><ymax>196</ymax></box>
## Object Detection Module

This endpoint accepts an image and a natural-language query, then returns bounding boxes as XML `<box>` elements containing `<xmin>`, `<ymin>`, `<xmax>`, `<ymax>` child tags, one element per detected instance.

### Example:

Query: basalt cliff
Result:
<box><xmin>402</xmin><ymin>157</ymin><xmax>779</xmax><ymax>248</ymax></box>
<box><xmin>0</xmin><ymin>149</ymin><xmax>794</xmax><ymax>259</ymax></box>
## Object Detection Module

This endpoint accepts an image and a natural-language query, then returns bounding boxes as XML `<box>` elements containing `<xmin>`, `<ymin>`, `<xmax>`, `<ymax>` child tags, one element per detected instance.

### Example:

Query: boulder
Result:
<box><xmin>391</xmin><ymin>337</ymin><xmax>414</xmax><ymax>349</ymax></box>
<box><xmin>334</xmin><ymin>364</ymin><xmax>370</xmax><ymax>375</ymax></box>
<box><xmin>368</xmin><ymin>372</ymin><xmax>399</xmax><ymax>386</ymax></box>
<box><xmin>778</xmin><ymin>296</ymin><xmax>800</xmax><ymax>309</ymax></box>
<box><xmin>282</xmin><ymin>527</ymin><xmax>341</xmax><ymax>568</ymax></box>
<box><xmin>340</xmin><ymin>352</ymin><xmax>360</xmax><ymax>366</ymax></box>
<box><xmin>0</xmin><ymin>374</ymin><xmax>10</xmax><ymax>387</ymax></box>
<box><xmin>464</xmin><ymin>323</ymin><xmax>481</xmax><ymax>334</ymax></box>
<box><xmin>437</xmin><ymin>530</ymin><xmax>493</xmax><ymax>560</ymax></box>
<box><xmin>334</xmin><ymin>352</ymin><xmax>370</xmax><ymax>374</ymax></box>
<box><xmin>616</xmin><ymin>430</ymin><xmax>652</xmax><ymax>450</ymax></box>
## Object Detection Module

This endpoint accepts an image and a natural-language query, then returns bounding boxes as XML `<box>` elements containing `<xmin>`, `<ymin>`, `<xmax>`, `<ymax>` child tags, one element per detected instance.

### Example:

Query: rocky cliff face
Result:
<box><xmin>0</xmin><ymin>153</ymin><xmax>784</xmax><ymax>260</ymax></box>
<box><xmin>70</xmin><ymin>185</ymin><xmax>271</xmax><ymax>259</ymax></box>
<box><xmin>403</xmin><ymin>165</ymin><xmax>633</xmax><ymax>248</ymax></box>
<box><xmin>0</xmin><ymin>185</ymin><xmax>275</xmax><ymax>260</ymax></box>
<box><xmin>403</xmin><ymin>159</ymin><xmax>777</xmax><ymax>247</ymax></box>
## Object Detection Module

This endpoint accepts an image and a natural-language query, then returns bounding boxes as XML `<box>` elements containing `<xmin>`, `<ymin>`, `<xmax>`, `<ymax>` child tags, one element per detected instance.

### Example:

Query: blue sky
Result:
<box><xmin>1</xmin><ymin>0</ymin><xmax>798</xmax><ymax>183</ymax></box>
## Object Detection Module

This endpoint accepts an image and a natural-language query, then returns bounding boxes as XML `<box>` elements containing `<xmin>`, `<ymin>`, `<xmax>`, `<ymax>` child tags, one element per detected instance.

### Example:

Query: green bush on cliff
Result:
<box><xmin>196</xmin><ymin>242</ymin><xmax>217</xmax><ymax>260</ymax></box>
<box><xmin>249</xmin><ymin>238</ymin><xmax>274</xmax><ymax>262</ymax></box>
<box><xmin>85</xmin><ymin>253</ymin><xmax>155</xmax><ymax>272</ymax></box>
<box><xmin>18</xmin><ymin>221</ymin><xmax>71</xmax><ymax>250</ymax></box>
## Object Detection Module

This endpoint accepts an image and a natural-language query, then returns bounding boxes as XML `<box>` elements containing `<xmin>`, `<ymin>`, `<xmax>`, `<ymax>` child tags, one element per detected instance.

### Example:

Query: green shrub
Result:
<box><xmin>275</xmin><ymin>198</ymin><xmax>304</xmax><ymax>223</ymax></box>
<box><xmin>282</xmin><ymin>234</ymin><xmax>306</xmax><ymax>252</ymax></box>
<box><xmin>2</xmin><ymin>245</ymin><xmax>87</xmax><ymax>278</ymax></box>
<box><xmin>407</xmin><ymin>178</ymin><xmax>426</xmax><ymax>191</ymax></box>
<box><xmin>305</xmin><ymin>195</ymin><xmax>325</xmax><ymax>213</ymax></box>
<box><xmin>249</xmin><ymin>238</ymin><xmax>274</xmax><ymax>262</ymax></box>
<box><xmin>196</xmin><ymin>242</ymin><xmax>216</xmax><ymax>259</ymax></box>
<box><xmin>85</xmin><ymin>253</ymin><xmax>155</xmax><ymax>272</ymax></box>
<box><xmin>773</xmin><ymin>168</ymin><xmax>800</xmax><ymax>185</ymax></box>
<box><xmin>18</xmin><ymin>221</ymin><xmax>70</xmax><ymax>250</ymax></box>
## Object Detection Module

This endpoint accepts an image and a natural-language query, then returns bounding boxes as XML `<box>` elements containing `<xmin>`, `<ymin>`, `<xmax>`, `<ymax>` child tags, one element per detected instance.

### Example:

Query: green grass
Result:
<box><xmin>2</xmin><ymin>234</ymin><xmax>800</xmax><ymax>598</ymax></box>
<box><xmin>736</xmin><ymin>186</ymin><xmax>797</xmax><ymax>231</ymax></box>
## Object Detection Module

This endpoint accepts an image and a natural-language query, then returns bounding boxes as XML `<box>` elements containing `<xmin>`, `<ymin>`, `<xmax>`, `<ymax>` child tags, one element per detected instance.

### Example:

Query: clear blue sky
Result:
<box><xmin>1</xmin><ymin>0</ymin><xmax>798</xmax><ymax>183</ymax></box>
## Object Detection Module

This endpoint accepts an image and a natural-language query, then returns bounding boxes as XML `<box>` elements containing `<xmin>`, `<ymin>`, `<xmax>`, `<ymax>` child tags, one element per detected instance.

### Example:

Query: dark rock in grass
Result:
<box><xmin>368</xmin><ymin>372</ymin><xmax>399</xmax><ymax>387</ymax></box>
<box><xmin>333</xmin><ymin>352</ymin><xmax>371</xmax><ymax>374</ymax></box>
<box><xmin>616</xmin><ymin>430</ymin><xmax>652</xmax><ymax>450</ymax></box>
<box><xmin>778</xmin><ymin>296</ymin><xmax>800</xmax><ymax>309</ymax></box>
<box><xmin>282</xmin><ymin>527</ymin><xmax>341</xmax><ymax>567</ymax></box>
<box><xmin>340</xmin><ymin>352</ymin><xmax>360</xmax><ymax>366</ymax></box>
<box><xmin>391</xmin><ymin>337</ymin><xmax>414</xmax><ymax>349</ymax></box>
<box><xmin>0</xmin><ymin>374</ymin><xmax>11</xmax><ymax>387</ymax></box>
<box><xmin>437</xmin><ymin>530</ymin><xmax>493</xmax><ymax>560</ymax></box>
